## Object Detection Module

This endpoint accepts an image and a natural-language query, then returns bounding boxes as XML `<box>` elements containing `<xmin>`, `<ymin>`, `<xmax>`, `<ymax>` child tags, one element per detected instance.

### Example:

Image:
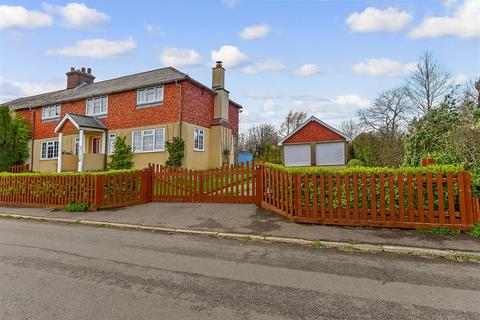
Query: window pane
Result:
<box><xmin>199</xmin><ymin>131</ymin><xmax>204</xmax><ymax>150</ymax></box>
<box><xmin>41</xmin><ymin>143</ymin><xmax>47</xmax><ymax>159</ymax></box>
<box><xmin>56</xmin><ymin>105</ymin><xmax>60</xmax><ymax>116</ymax></box>
<box><xmin>146</xmin><ymin>89</ymin><xmax>155</xmax><ymax>102</ymax></box>
<box><xmin>156</xmin><ymin>87</ymin><xmax>163</xmax><ymax>101</ymax></box>
<box><xmin>155</xmin><ymin>129</ymin><xmax>164</xmax><ymax>150</ymax></box>
<box><xmin>53</xmin><ymin>141</ymin><xmax>59</xmax><ymax>158</ymax></box>
<box><xmin>87</xmin><ymin>100</ymin><xmax>93</xmax><ymax>115</ymax></box>
<box><xmin>133</xmin><ymin>132</ymin><xmax>141</xmax><ymax>152</ymax></box>
<box><xmin>108</xmin><ymin>134</ymin><xmax>116</xmax><ymax>155</ymax></box>
<box><xmin>138</xmin><ymin>90</ymin><xmax>145</xmax><ymax>103</ymax></box>
<box><xmin>101</xmin><ymin>97</ymin><xmax>107</xmax><ymax>113</ymax></box>
<box><xmin>143</xmin><ymin>134</ymin><xmax>153</xmax><ymax>151</ymax></box>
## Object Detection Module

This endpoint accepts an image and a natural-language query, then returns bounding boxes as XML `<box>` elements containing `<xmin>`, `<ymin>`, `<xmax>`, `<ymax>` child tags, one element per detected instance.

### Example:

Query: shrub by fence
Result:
<box><xmin>0</xmin><ymin>170</ymin><xmax>148</xmax><ymax>210</ymax></box>
<box><xmin>260</xmin><ymin>164</ymin><xmax>478</xmax><ymax>230</ymax></box>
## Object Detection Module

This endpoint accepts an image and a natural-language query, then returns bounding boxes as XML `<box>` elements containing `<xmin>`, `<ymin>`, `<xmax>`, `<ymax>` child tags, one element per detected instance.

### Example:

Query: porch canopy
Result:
<box><xmin>54</xmin><ymin>113</ymin><xmax>107</xmax><ymax>172</ymax></box>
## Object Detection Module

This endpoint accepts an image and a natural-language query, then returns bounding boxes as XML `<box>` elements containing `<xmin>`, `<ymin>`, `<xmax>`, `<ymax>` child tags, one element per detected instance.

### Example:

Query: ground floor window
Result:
<box><xmin>194</xmin><ymin>128</ymin><xmax>205</xmax><ymax>151</ymax></box>
<box><xmin>108</xmin><ymin>133</ymin><xmax>117</xmax><ymax>155</ymax></box>
<box><xmin>40</xmin><ymin>140</ymin><xmax>59</xmax><ymax>160</ymax></box>
<box><xmin>74</xmin><ymin>138</ymin><xmax>80</xmax><ymax>155</ymax></box>
<box><xmin>132</xmin><ymin>128</ymin><xmax>165</xmax><ymax>153</ymax></box>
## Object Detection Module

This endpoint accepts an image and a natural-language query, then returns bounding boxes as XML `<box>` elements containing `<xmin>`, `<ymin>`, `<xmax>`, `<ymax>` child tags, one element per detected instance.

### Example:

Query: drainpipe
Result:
<box><xmin>175</xmin><ymin>80</ymin><xmax>183</xmax><ymax>138</ymax></box>
<box><xmin>29</xmin><ymin>107</ymin><xmax>35</xmax><ymax>170</ymax></box>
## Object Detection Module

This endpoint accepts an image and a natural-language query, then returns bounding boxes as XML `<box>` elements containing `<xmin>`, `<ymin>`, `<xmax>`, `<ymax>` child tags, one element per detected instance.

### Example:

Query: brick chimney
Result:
<box><xmin>66</xmin><ymin>67</ymin><xmax>95</xmax><ymax>89</ymax></box>
<box><xmin>212</xmin><ymin>61</ymin><xmax>229</xmax><ymax>120</ymax></box>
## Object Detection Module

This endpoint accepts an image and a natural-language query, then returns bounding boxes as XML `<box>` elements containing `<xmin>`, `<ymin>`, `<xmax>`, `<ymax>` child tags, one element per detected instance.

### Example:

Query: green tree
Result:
<box><xmin>109</xmin><ymin>136</ymin><xmax>134</xmax><ymax>170</ymax></box>
<box><xmin>165</xmin><ymin>137</ymin><xmax>185</xmax><ymax>167</ymax></box>
<box><xmin>0</xmin><ymin>105</ymin><xmax>30</xmax><ymax>171</ymax></box>
<box><xmin>351</xmin><ymin>132</ymin><xmax>404</xmax><ymax>168</ymax></box>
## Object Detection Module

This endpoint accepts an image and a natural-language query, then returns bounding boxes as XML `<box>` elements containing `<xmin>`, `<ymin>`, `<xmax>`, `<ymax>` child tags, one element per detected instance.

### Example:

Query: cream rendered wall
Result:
<box><xmin>182</xmin><ymin>122</ymin><xmax>211</xmax><ymax>170</ymax></box>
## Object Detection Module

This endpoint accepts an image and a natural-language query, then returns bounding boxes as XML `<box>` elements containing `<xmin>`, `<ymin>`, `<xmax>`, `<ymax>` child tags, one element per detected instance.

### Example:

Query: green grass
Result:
<box><xmin>419</xmin><ymin>227</ymin><xmax>461</xmax><ymax>235</ymax></box>
<box><xmin>311</xmin><ymin>240</ymin><xmax>325</xmax><ymax>249</ymax></box>
<box><xmin>65</xmin><ymin>202</ymin><xmax>89</xmax><ymax>212</ymax></box>
<box><xmin>468</xmin><ymin>224</ymin><xmax>480</xmax><ymax>237</ymax></box>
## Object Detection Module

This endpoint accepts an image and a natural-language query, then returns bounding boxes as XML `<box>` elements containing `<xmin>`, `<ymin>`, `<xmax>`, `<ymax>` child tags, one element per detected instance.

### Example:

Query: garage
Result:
<box><xmin>278</xmin><ymin>116</ymin><xmax>349</xmax><ymax>167</ymax></box>
<box><xmin>284</xmin><ymin>144</ymin><xmax>311</xmax><ymax>166</ymax></box>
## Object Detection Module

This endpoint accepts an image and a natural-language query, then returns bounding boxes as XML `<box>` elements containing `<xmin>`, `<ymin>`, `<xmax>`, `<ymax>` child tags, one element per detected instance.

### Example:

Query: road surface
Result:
<box><xmin>1</xmin><ymin>219</ymin><xmax>479</xmax><ymax>319</ymax></box>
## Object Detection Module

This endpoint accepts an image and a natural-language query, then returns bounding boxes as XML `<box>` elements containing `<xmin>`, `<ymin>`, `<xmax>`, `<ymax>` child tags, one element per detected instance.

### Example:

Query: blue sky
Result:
<box><xmin>1</xmin><ymin>0</ymin><xmax>479</xmax><ymax>132</ymax></box>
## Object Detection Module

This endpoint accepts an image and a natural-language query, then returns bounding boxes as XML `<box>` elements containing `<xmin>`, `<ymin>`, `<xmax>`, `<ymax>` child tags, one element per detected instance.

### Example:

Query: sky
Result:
<box><xmin>0</xmin><ymin>0</ymin><xmax>479</xmax><ymax>133</ymax></box>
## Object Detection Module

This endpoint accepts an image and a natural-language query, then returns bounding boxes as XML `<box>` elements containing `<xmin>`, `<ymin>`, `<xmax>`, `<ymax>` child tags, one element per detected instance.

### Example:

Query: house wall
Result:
<box><xmin>283</xmin><ymin>121</ymin><xmax>346</xmax><ymax>144</ymax></box>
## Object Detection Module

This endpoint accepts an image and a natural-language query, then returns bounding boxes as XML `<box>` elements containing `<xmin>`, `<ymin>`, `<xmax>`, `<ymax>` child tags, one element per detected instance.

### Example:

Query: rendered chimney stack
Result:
<box><xmin>66</xmin><ymin>67</ymin><xmax>95</xmax><ymax>89</ymax></box>
<box><xmin>212</xmin><ymin>61</ymin><xmax>225</xmax><ymax>90</ymax></box>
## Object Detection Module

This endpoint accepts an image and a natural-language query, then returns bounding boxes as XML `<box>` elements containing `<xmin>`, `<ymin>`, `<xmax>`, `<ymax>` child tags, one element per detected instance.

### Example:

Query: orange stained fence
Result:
<box><xmin>259</xmin><ymin>166</ymin><xmax>477</xmax><ymax>230</ymax></box>
<box><xmin>149</xmin><ymin>162</ymin><xmax>258</xmax><ymax>204</ymax></box>
<box><xmin>10</xmin><ymin>164</ymin><xmax>29</xmax><ymax>173</ymax></box>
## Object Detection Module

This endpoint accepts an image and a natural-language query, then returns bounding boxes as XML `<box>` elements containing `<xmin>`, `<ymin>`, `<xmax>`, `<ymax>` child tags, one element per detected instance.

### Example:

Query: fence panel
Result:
<box><xmin>259</xmin><ymin>166</ymin><xmax>476</xmax><ymax>230</ymax></box>
<box><xmin>10</xmin><ymin>164</ymin><xmax>29</xmax><ymax>173</ymax></box>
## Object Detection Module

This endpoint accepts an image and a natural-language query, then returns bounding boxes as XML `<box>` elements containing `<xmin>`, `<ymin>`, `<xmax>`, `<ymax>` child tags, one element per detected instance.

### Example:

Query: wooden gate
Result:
<box><xmin>149</xmin><ymin>162</ymin><xmax>258</xmax><ymax>204</ymax></box>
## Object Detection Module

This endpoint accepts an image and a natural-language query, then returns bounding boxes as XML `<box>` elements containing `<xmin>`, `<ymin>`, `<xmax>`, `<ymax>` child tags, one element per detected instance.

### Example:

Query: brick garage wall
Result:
<box><xmin>183</xmin><ymin>81</ymin><xmax>214</xmax><ymax>128</ymax></box>
<box><xmin>284</xmin><ymin>121</ymin><xmax>345</xmax><ymax>144</ymax></box>
<box><xmin>15</xmin><ymin>82</ymin><xmax>183</xmax><ymax>140</ymax></box>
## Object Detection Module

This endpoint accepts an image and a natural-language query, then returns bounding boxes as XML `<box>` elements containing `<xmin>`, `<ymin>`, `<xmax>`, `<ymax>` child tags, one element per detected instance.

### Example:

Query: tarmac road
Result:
<box><xmin>1</xmin><ymin>219</ymin><xmax>479</xmax><ymax>320</ymax></box>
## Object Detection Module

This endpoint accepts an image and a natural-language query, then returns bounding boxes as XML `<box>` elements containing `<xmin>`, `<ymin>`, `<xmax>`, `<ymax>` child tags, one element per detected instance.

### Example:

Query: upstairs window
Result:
<box><xmin>42</xmin><ymin>105</ymin><xmax>61</xmax><ymax>120</ymax></box>
<box><xmin>137</xmin><ymin>86</ymin><xmax>164</xmax><ymax>106</ymax></box>
<box><xmin>86</xmin><ymin>96</ymin><xmax>108</xmax><ymax>116</ymax></box>
<box><xmin>40</xmin><ymin>140</ymin><xmax>59</xmax><ymax>160</ymax></box>
<box><xmin>194</xmin><ymin>128</ymin><xmax>205</xmax><ymax>151</ymax></box>
<box><xmin>132</xmin><ymin>128</ymin><xmax>165</xmax><ymax>153</ymax></box>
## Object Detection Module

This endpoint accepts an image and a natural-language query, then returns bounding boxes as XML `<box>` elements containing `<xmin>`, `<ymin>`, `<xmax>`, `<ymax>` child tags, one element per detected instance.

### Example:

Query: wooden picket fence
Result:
<box><xmin>259</xmin><ymin>165</ymin><xmax>478</xmax><ymax>230</ymax></box>
<box><xmin>149</xmin><ymin>162</ymin><xmax>258</xmax><ymax>203</ymax></box>
<box><xmin>0</xmin><ymin>170</ymin><xmax>149</xmax><ymax>210</ymax></box>
<box><xmin>10</xmin><ymin>164</ymin><xmax>29</xmax><ymax>173</ymax></box>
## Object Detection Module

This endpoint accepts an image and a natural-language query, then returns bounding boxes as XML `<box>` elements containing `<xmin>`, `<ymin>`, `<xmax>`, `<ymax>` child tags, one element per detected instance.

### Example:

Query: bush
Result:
<box><xmin>65</xmin><ymin>202</ymin><xmax>88</xmax><ymax>212</ymax></box>
<box><xmin>351</xmin><ymin>132</ymin><xmax>404</xmax><ymax>168</ymax></box>
<box><xmin>109</xmin><ymin>136</ymin><xmax>134</xmax><ymax>170</ymax></box>
<box><xmin>165</xmin><ymin>137</ymin><xmax>185</xmax><ymax>167</ymax></box>
<box><xmin>0</xmin><ymin>106</ymin><xmax>30</xmax><ymax>171</ymax></box>
<box><xmin>468</xmin><ymin>224</ymin><xmax>480</xmax><ymax>237</ymax></box>
<box><xmin>347</xmin><ymin>159</ymin><xmax>365</xmax><ymax>168</ymax></box>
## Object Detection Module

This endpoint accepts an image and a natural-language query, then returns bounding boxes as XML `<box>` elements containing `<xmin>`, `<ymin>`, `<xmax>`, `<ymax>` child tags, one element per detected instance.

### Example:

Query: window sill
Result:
<box><xmin>133</xmin><ymin>149</ymin><xmax>165</xmax><ymax>154</ymax></box>
<box><xmin>40</xmin><ymin>158</ymin><xmax>58</xmax><ymax>161</ymax></box>
<box><xmin>193</xmin><ymin>149</ymin><xmax>205</xmax><ymax>152</ymax></box>
<box><xmin>41</xmin><ymin>117</ymin><xmax>60</xmax><ymax>122</ymax></box>
<box><xmin>86</xmin><ymin>113</ymin><xmax>107</xmax><ymax>118</ymax></box>
<box><xmin>136</xmin><ymin>101</ymin><xmax>164</xmax><ymax>109</ymax></box>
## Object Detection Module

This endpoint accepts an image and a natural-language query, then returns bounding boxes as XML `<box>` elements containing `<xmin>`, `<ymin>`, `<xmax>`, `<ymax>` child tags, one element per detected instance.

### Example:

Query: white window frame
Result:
<box><xmin>41</xmin><ymin>105</ymin><xmax>61</xmax><ymax>120</ymax></box>
<box><xmin>40</xmin><ymin>139</ymin><xmax>59</xmax><ymax>160</ymax></box>
<box><xmin>137</xmin><ymin>86</ymin><xmax>164</xmax><ymax>106</ymax></box>
<box><xmin>86</xmin><ymin>96</ymin><xmax>108</xmax><ymax>116</ymax></box>
<box><xmin>194</xmin><ymin>128</ymin><xmax>205</xmax><ymax>151</ymax></box>
<box><xmin>131</xmin><ymin>128</ymin><xmax>165</xmax><ymax>153</ymax></box>
<box><xmin>74</xmin><ymin>137</ymin><xmax>80</xmax><ymax>155</ymax></box>
<box><xmin>107</xmin><ymin>133</ymin><xmax>117</xmax><ymax>155</ymax></box>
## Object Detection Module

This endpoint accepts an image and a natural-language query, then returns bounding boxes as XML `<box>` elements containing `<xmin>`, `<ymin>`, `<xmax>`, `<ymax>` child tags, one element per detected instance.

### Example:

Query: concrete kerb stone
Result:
<box><xmin>1</xmin><ymin>213</ymin><xmax>479</xmax><ymax>262</ymax></box>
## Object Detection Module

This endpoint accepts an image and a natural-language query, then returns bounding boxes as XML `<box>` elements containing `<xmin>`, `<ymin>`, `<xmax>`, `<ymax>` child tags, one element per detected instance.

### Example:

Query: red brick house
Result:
<box><xmin>7</xmin><ymin>62</ymin><xmax>242</xmax><ymax>172</ymax></box>
<box><xmin>278</xmin><ymin>116</ymin><xmax>349</xmax><ymax>166</ymax></box>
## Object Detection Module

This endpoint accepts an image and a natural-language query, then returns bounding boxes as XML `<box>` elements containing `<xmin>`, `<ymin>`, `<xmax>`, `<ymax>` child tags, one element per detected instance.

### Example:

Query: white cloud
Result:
<box><xmin>409</xmin><ymin>0</ymin><xmax>480</xmax><ymax>38</ymax></box>
<box><xmin>0</xmin><ymin>5</ymin><xmax>52</xmax><ymax>29</ymax></box>
<box><xmin>452</xmin><ymin>73</ymin><xmax>469</xmax><ymax>85</ymax></box>
<box><xmin>353</xmin><ymin>58</ymin><xmax>416</xmax><ymax>76</ymax></box>
<box><xmin>294</xmin><ymin>64</ymin><xmax>321</xmax><ymax>76</ymax></box>
<box><xmin>262</xmin><ymin>99</ymin><xmax>276</xmax><ymax>111</ymax></box>
<box><xmin>145</xmin><ymin>24</ymin><xmax>165</xmax><ymax>36</ymax></box>
<box><xmin>211</xmin><ymin>45</ymin><xmax>247</xmax><ymax>68</ymax></box>
<box><xmin>47</xmin><ymin>37</ymin><xmax>136</xmax><ymax>58</ymax></box>
<box><xmin>221</xmin><ymin>0</ymin><xmax>238</xmax><ymax>8</ymax></box>
<box><xmin>159</xmin><ymin>47</ymin><xmax>201</xmax><ymax>67</ymax></box>
<box><xmin>240</xmin><ymin>24</ymin><xmax>271</xmax><ymax>39</ymax></box>
<box><xmin>43</xmin><ymin>2</ymin><xmax>109</xmax><ymax>29</ymax></box>
<box><xmin>242</xmin><ymin>60</ymin><xmax>287</xmax><ymax>74</ymax></box>
<box><xmin>291</xmin><ymin>95</ymin><xmax>371</xmax><ymax>123</ymax></box>
<box><xmin>0</xmin><ymin>76</ymin><xmax>63</xmax><ymax>102</ymax></box>
<box><xmin>346</xmin><ymin>7</ymin><xmax>412</xmax><ymax>32</ymax></box>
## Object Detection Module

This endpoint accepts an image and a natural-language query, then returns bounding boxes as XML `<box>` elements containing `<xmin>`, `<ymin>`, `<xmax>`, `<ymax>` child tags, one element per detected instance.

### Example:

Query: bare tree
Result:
<box><xmin>357</xmin><ymin>86</ymin><xmax>410</xmax><ymax>135</ymax></box>
<box><xmin>245</xmin><ymin>123</ymin><xmax>279</xmax><ymax>157</ymax></box>
<box><xmin>407</xmin><ymin>51</ymin><xmax>453</xmax><ymax>115</ymax></box>
<box><xmin>340</xmin><ymin>119</ymin><xmax>363</xmax><ymax>141</ymax></box>
<box><xmin>278</xmin><ymin>110</ymin><xmax>307</xmax><ymax>137</ymax></box>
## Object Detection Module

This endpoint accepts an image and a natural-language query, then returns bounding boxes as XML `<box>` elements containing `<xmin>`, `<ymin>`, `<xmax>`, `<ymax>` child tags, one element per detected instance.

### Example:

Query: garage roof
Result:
<box><xmin>278</xmin><ymin>116</ymin><xmax>349</xmax><ymax>145</ymax></box>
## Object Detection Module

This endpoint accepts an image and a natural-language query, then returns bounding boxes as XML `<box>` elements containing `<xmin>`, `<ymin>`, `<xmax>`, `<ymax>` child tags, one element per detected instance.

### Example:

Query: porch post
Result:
<box><xmin>57</xmin><ymin>132</ymin><xmax>63</xmax><ymax>173</ymax></box>
<box><xmin>101</xmin><ymin>130</ymin><xmax>107</xmax><ymax>171</ymax></box>
<box><xmin>78</xmin><ymin>129</ymin><xmax>85</xmax><ymax>172</ymax></box>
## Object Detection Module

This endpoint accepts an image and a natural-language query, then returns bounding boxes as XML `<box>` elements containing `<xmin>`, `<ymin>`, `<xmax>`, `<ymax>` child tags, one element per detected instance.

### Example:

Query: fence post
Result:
<box><xmin>256</xmin><ymin>165</ymin><xmax>263</xmax><ymax>207</ymax></box>
<box><xmin>94</xmin><ymin>174</ymin><xmax>104</xmax><ymax>210</ymax></box>
<box><xmin>463</xmin><ymin>171</ymin><xmax>473</xmax><ymax>226</ymax></box>
<box><xmin>141</xmin><ymin>168</ymin><xmax>153</xmax><ymax>203</ymax></box>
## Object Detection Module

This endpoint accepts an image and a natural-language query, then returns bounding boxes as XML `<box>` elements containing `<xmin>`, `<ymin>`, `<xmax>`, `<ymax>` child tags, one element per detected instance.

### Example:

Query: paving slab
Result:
<box><xmin>1</xmin><ymin>203</ymin><xmax>479</xmax><ymax>252</ymax></box>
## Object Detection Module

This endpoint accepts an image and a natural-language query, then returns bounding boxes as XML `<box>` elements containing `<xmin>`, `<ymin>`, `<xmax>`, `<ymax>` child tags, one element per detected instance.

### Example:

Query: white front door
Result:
<box><xmin>284</xmin><ymin>144</ymin><xmax>311</xmax><ymax>166</ymax></box>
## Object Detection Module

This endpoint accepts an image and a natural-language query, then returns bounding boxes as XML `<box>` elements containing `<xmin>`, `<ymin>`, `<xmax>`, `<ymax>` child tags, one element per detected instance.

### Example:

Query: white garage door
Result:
<box><xmin>284</xmin><ymin>144</ymin><xmax>311</xmax><ymax>166</ymax></box>
<box><xmin>315</xmin><ymin>142</ymin><xmax>345</xmax><ymax>166</ymax></box>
